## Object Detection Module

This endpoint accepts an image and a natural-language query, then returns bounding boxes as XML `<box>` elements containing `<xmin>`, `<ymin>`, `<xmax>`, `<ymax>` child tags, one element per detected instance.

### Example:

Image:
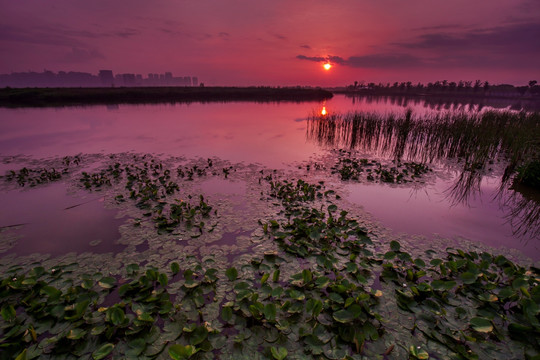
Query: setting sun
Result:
<box><xmin>323</xmin><ymin>63</ymin><xmax>332</xmax><ymax>71</ymax></box>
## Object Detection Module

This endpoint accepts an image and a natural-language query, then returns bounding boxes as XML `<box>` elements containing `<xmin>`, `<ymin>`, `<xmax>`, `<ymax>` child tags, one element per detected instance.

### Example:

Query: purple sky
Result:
<box><xmin>1</xmin><ymin>0</ymin><xmax>539</xmax><ymax>86</ymax></box>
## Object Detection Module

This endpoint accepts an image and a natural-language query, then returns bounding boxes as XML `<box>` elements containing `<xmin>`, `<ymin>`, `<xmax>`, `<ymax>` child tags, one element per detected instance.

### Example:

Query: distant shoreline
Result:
<box><xmin>0</xmin><ymin>86</ymin><xmax>333</xmax><ymax>107</ymax></box>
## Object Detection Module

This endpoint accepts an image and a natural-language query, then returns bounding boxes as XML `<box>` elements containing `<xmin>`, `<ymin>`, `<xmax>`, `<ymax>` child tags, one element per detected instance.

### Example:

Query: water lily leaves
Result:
<box><xmin>306</xmin><ymin>299</ymin><xmax>323</xmax><ymax>318</ymax></box>
<box><xmin>270</xmin><ymin>346</ymin><xmax>288</xmax><ymax>360</ymax></box>
<box><xmin>14</xmin><ymin>349</ymin><xmax>27</xmax><ymax>360</ymax></box>
<box><xmin>332</xmin><ymin>309</ymin><xmax>355</xmax><ymax>323</ymax></box>
<box><xmin>98</xmin><ymin>276</ymin><xmax>116</xmax><ymax>289</ymax></box>
<box><xmin>225</xmin><ymin>267</ymin><xmax>238</xmax><ymax>281</ymax></box>
<box><xmin>409</xmin><ymin>345</ymin><xmax>429</xmax><ymax>359</ymax></box>
<box><xmin>315</xmin><ymin>276</ymin><xmax>330</xmax><ymax>289</ymax></box>
<box><xmin>263</xmin><ymin>303</ymin><xmax>277</xmax><ymax>321</ymax></box>
<box><xmin>64</xmin><ymin>300</ymin><xmax>90</xmax><ymax>321</ymax></box>
<box><xmin>92</xmin><ymin>343</ymin><xmax>114</xmax><ymax>360</ymax></box>
<box><xmin>107</xmin><ymin>306</ymin><xmax>126</xmax><ymax>326</ymax></box>
<box><xmin>126</xmin><ymin>263</ymin><xmax>140</xmax><ymax>276</ymax></box>
<box><xmin>66</xmin><ymin>328</ymin><xmax>86</xmax><ymax>340</ymax></box>
<box><xmin>309</xmin><ymin>228</ymin><xmax>321</xmax><ymax>241</ymax></box>
<box><xmin>431</xmin><ymin>280</ymin><xmax>457</xmax><ymax>291</ymax></box>
<box><xmin>190</xmin><ymin>326</ymin><xmax>208</xmax><ymax>345</ymax></box>
<box><xmin>168</xmin><ymin>344</ymin><xmax>198</xmax><ymax>360</ymax></box>
<box><xmin>1</xmin><ymin>304</ymin><xmax>16</xmax><ymax>322</ymax></box>
<box><xmin>171</xmin><ymin>262</ymin><xmax>181</xmax><ymax>275</ymax></box>
<box><xmin>459</xmin><ymin>272</ymin><xmax>478</xmax><ymax>284</ymax></box>
<box><xmin>390</xmin><ymin>241</ymin><xmax>401</xmax><ymax>252</ymax></box>
<box><xmin>470</xmin><ymin>317</ymin><xmax>493</xmax><ymax>333</ymax></box>
<box><xmin>272</xmin><ymin>269</ymin><xmax>280</xmax><ymax>283</ymax></box>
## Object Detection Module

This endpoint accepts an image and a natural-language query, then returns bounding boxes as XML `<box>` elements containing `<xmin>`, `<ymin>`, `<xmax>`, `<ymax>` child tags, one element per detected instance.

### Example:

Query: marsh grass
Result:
<box><xmin>308</xmin><ymin>110</ymin><xmax>539</xmax><ymax>169</ymax></box>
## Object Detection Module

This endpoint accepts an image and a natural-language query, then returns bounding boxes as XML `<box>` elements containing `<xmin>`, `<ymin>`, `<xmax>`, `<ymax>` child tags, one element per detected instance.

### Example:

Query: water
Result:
<box><xmin>0</xmin><ymin>95</ymin><xmax>538</xmax><ymax>260</ymax></box>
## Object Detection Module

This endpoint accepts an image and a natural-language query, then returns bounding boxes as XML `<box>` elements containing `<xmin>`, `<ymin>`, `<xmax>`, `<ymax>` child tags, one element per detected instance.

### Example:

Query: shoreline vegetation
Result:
<box><xmin>0</xmin><ymin>87</ymin><xmax>333</xmax><ymax>107</ymax></box>
<box><xmin>2</xmin><ymin>84</ymin><xmax>540</xmax><ymax>107</ymax></box>
<box><xmin>333</xmin><ymin>80</ymin><xmax>540</xmax><ymax>101</ymax></box>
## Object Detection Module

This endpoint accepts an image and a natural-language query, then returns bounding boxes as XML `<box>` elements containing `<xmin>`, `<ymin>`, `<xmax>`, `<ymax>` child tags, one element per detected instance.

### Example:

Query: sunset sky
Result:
<box><xmin>1</xmin><ymin>0</ymin><xmax>539</xmax><ymax>86</ymax></box>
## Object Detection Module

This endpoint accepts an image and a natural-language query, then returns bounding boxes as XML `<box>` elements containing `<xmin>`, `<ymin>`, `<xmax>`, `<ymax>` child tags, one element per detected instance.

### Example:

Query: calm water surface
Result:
<box><xmin>1</xmin><ymin>95</ymin><xmax>538</xmax><ymax>260</ymax></box>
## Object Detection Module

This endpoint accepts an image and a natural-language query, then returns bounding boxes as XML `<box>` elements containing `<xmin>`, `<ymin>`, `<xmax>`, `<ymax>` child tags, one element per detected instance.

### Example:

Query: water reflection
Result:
<box><xmin>307</xmin><ymin>109</ymin><xmax>540</xmax><ymax>240</ymax></box>
<box><xmin>501</xmin><ymin>185</ymin><xmax>540</xmax><ymax>240</ymax></box>
<box><xmin>345</xmin><ymin>94</ymin><xmax>540</xmax><ymax>113</ymax></box>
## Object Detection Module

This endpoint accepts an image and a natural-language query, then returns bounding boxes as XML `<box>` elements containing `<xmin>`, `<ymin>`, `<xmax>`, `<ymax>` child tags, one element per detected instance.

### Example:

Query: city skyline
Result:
<box><xmin>1</xmin><ymin>0</ymin><xmax>539</xmax><ymax>86</ymax></box>
<box><xmin>0</xmin><ymin>69</ymin><xmax>199</xmax><ymax>88</ymax></box>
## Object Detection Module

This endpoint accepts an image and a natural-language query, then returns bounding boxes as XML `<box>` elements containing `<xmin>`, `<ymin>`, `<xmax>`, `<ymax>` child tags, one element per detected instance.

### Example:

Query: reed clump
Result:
<box><xmin>307</xmin><ymin>110</ymin><xmax>540</xmax><ymax>189</ymax></box>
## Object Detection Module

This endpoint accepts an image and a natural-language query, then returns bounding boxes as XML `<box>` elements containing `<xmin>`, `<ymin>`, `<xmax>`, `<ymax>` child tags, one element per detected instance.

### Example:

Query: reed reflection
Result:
<box><xmin>307</xmin><ymin>109</ymin><xmax>540</xmax><ymax>238</ymax></box>
<box><xmin>345</xmin><ymin>94</ymin><xmax>540</xmax><ymax>113</ymax></box>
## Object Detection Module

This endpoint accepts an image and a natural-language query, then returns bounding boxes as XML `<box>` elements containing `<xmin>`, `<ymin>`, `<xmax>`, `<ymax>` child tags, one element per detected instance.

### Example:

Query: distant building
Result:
<box><xmin>122</xmin><ymin>73</ymin><xmax>136</xmax><ymax>86</ymax></box>
<box><xmin>0</xmin><ymin>69</ymin><xmax>199</xmax><ymax>88</ymax></box>
<box><xmin>99</xmin><ymin>70</ymin><xmax>114</xmax><ymax>86</ymax></box>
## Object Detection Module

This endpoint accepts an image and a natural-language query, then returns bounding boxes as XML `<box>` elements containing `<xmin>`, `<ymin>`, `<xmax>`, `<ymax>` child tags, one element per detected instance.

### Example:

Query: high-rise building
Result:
<box><xmin>99</xmin><ymin>70</ymin><xmax>114</xmax><ymax>86</ymax></box>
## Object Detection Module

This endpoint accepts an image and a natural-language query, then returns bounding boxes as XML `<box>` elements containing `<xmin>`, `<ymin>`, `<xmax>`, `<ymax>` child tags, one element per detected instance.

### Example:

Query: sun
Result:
<box><xmin>323</xmin><ymin>63</ymin><xmax>332</xmax><ymax>71</ymax></box>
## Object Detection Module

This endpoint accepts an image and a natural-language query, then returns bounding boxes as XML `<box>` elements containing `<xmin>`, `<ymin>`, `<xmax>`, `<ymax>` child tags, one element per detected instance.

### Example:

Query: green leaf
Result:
<box><xmin>168</xmin><ymin>344</ymin><xmax>198</xmax><ymax>360</ymax></box>
<box><xmin>302</xmin><ymin>269</ymin><xmax>312</xmax><ymax>284</ymax></box>
<box><xmin>221</xmin><ymin>306</ymin><xmax>233</xmax><ymax>323</ymax></box>
<box><xmin>390</xmin><ymin>241</ymin><xmax>401</xmax><ymax>252</ymax></box>
<box><xmin>126</xmin><ymin>263</ymin><xmax>140</xmax><ymax>275</ymax></box>
<box><xmin>460</xmin><ymin>272</ymin><xmax>478</xmax><ymax>284</ymax></box>
<box><xmin>315</xmin><ymin>276</ymin><xmax>330</xmax><ymax>288</ymax></box>
<box><xmin>264</xmin><ymin>303</ymin><xmax>277</xmax><ymax>321</ymax></box>
<box><xmin>333</xmin><ymin>309</ymin><xmax>355</xmax><ymax>323</ymax></box>
<box><xmin>67</xmin><ymin>328</ymin><xmax>87</xmax><ymax>340</ymax></box>
<box><xmin>1</xmin><ymin>305</ymin><xmax>16</xmax><ymax>322</ymax></box>
<box><xmin>431</xmin><ymin>280</ymin><xmax>456</xmax><ymax>291</ymax></box>
<box><xmin>470</xmin><ymin>317</ymin><xmax>493</xmax><ymax>333</ymax></box>
<box><xmin>309</xmin><ymin>228</ymin><xmax>321</xmax><ymax>241</ymax></box>
<box><xmin>14</xmin><ymin>349</ymin><xmax>27</xmax><ymax>360</ymax></box>
<box><xmin>270</xmin><ymin>346</ymin><xmax>288</xmax><ymax>360</ymax></box>
<box><xmin>108</xmin><ymin>306</ymin><xmax>126</xmax><ymax>326</ymax></box>
<box><xmin>261</xmin><ymin>273</ymin><xmax>270</xmax><ymax>285</ymax></box>
<box><xmin>190</xmin><ymin>326</ymin><xmax>208</xmax><ymax>345</ymax></box>
<box><xmin>171</xmin><ymin>262</ymin><xmax>181</xmax><ymax>275</ymax></box>
<box><xmin>98</xmin><ymin>276</ymin><xmax>116</xmax><ymax>289</ymax></box>
<box><xmin>306</xmin><ymin>299</ymin><xmax>323</xmax><ymax>318</ymax></box>
<box><xmin>93</xmin><ymin>343</ymin><xmax>114</xmax><ymax>360</ymax></box>
<box><xmin>272</xmin><ymin>270</ymin><xmax>280</xmax><ymax>283</ymax></box>
<box><xmin>40</xmin><ymin>285</ymin><xmax>62</xmax><ymax>300</ymax></box>
<box><xmin>159</xmin><ymin>273</ymin><xmax>169</xmax><ymax>286</ymax></box>
<box><xmin>225</xmin><ymin>267</ymin><xmax>238</xmax><ymax>281</ymax></box>
<box><xmin>409</xmin><ymin>345</ymin><xmax>429</xmax><ymax>359</ymax></box>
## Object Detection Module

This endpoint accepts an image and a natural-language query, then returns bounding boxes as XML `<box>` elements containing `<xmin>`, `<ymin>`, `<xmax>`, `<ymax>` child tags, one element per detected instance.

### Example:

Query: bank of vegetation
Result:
<box><xmin>0</xmin><ymin>87</ymin><xmax>333</xmax><ymax>107</ymax></box>
<box><xmin>335</xmin><ymin>80</ymin><xmax>540</xmax><ymax>100</ymax></box>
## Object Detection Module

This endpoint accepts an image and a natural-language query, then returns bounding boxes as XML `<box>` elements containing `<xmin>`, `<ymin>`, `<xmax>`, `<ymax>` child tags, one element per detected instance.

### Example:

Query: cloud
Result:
<box><xmin>271</xmin><ymin>33</ymin><xmax>287</xmax><ymax>41</ymax></box>
<box><xmin>299</xmin><ymin>44</ymin><xmax>311</xmax><ymax>49</ymax></box>
<box><xmin>62</xmin><ymin>47</ymin><xmax>105</xmax><ymax>63</ymax></box>
<box><xmin>0</xmin><ymin>24</ymin><xmax>140</xmax><ymax>48</ymax></box>
<box><xmin>296</xmin><ymin>54</ymin><xmax>422</xmax><ymax>68</ymax></box>
<box><xmin>296</xmin><ymin>55</ymin><xmax>326</xmax><ymax>62</ymax></box>
<box><xmin>396</xmin><ymin>21</ymin><xmax>540</xmax><ymax>55</ymax></box>
<box><xmin>0</xmin><ymin>24</ymin><xmax>83</xmax><ymax>47</ymax></box>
